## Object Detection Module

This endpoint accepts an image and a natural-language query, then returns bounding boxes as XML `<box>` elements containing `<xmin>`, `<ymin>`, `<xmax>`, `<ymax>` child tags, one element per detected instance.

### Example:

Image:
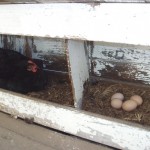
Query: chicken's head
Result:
<box><xmin>27</xmin><ymin>60</ymin><xmax>39</xmax><ymax>73</ymax></box>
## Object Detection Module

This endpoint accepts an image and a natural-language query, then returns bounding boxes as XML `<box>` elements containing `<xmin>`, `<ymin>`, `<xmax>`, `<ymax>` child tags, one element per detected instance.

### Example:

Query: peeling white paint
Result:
<box><xmin>0</xmin><ymin>4</ymin><xmax>150</xmax><ymax>46</ymax></box>
<box><xmin>0</xmin><ymin>89</ymin><xmax>149</xmax><ymax>150</ymax></box>
<box><xmin>0</xmin><ymin>35</ymin><xmax>66</xmax><ymax>57</ymax></box>
<box><xmin>93</xmin><ymin>60</ymin><xmax>115</xmax><ymax>76</ymax></box>
<box><xmin>93</xmin><ymin>59</ymin><xmax>150</xmax><ymax>84</ymax></box>
<box><xmin>94</xmin><ymin>63</ymin><xmax>105</xmax><ymax>75</ymax></box>
<box><xmin>67</xmin><ymin>40</ymin><xmax>89</xmax><ymax>108</ymax></box>
<box><xmin>91</xmin><ymin>43</ymin><xmax>150</xmax><ymax>84</ymax></box>
<box><xmin>0</xmin><ymin>2</ymin><xmax>149</xmax><ymax>150</ymax></box>
<box><xmin>93</xmin><ymin>45</ymin><xmax>150</xmax><ymax>63</ymax></box>
<box><xmin>32</xmin><ymin>38</ymin><xmax>66</xmax><ymax>56</ymax></box>
<box><xmin>0</xmin><ymin>35</ymin><xmax>67</xmax><ymax>72</ymax></box>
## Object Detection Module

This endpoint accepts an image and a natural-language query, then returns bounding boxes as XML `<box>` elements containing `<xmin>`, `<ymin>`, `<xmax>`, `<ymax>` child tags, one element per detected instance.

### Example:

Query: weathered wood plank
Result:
<box><xmin>30</xmin><ymin>37</ymin><xmax>68</xmax><ymax>72</ymax></box>
<box><xmin>0</xmin><ymin>0</ymin><xmax>146</xmax><ymax>4</ymax></box>
<box><xmin>0</xmin><ymin>89</ymin><xmax>149</xmax><ymax>150</ymax></box>
<box><xmin>0</xmin><ymin>35</ymin><xmax>68</xmax><ymax>72</ymax></box>
<box><xmin>91</xmin><ymin>59</ymin><xmax>150</xmax><ymax>84</ymax></box>
<box><xmin>90</xmin><ymin>43</ymin><xmax>150</xmax><ymax>84</ymax></box>
<box><xmin>92</xmin><ymin>43</ymin><xmax>150</xmax><ymax>63</ymax></box>
<box><xmin>0</xmin><ymin>35</ymin><xmax>66</xmax><ymax>56</ymax></box>
<box><xmin>0</xmin><ymin>4</ymin><xmax>150</xmax><ymax>45</ymax></box>
<box><xmin>67</xmin><ymin>40</ymin><xmax>89</xmax><ymax>108</ymax></box>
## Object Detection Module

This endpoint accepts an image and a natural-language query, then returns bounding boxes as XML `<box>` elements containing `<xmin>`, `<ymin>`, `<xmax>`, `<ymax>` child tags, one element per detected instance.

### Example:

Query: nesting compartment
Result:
<box><xmin>83</xmin><ymin>42</ymin><xmax>150</xmax><ymax>127</ymax></box>
<box><xmin>0</xmin><ymin>35</ymin><xmax>74</xmax><ymax>106</ymax></box>
<box><xmin>0</xmin><ymin>3</ymin><xmax>150</xmax><ymax>150</ymax></box>
<box><xmin>0</xmin><ymin>34</ymin><xmax>150</xmax><ymax>150</ymax></box>
<box><xmin>1</xmin><ymin>34</ymin><xmax>150</xmax><ymax>126</ymax></box>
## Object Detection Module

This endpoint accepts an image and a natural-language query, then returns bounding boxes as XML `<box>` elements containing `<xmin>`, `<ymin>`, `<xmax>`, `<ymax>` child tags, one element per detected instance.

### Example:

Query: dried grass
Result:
<box><xmin>83</xmin><ymin>80</ymin><xmax>150</xmax><ymax>126</ymax></box>
<box><xmin>27</xmin><ymin>74</ymin><xmax>74</xmax><ymax>107</ymax></box>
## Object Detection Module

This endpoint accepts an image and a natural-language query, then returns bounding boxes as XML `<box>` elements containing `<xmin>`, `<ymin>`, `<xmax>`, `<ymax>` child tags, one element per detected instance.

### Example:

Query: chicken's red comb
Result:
<box><xmin>27</xmin><ymin>60</ymin><xmax>39</xmax><ymax>72</ymax></box>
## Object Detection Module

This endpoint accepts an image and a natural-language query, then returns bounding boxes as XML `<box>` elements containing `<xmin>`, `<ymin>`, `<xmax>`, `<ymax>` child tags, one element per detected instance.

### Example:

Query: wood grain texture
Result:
<box><xmin>0</xmin><ymin>4</ymin><xmax>150</xmax><ymax>45</ymax></box>
<box><xmin>0</xmin><ymin>35</ymin><xmax>68</xmax><ymax>72</ymax></box>
<box><xmin>92</xmin><ymin>44</ymin><xmax>150</xmax><ymax>63</ymax></box>
<box><xmin>0</xmin><ymin>113</ymin><xmax>110</xmax><ymax>150</ymax></box>
<box><xmin>91</xmin><ymin>59</ymin><xmax>150</xmax><ymax>84</ymax></box>
<box><xmin>67</xmin><ymin>40</ymin><xmax>89</xmax><ymax>108</ymax></box>
<box><xmin>90</xmin><ymin>43</ymin><xmax>150</xmax><ymax>84</ymax></box>
<box><xmin>0</xmin><ymin>88</ymin><xmax>149</xmax><ymax>150</ymax></box>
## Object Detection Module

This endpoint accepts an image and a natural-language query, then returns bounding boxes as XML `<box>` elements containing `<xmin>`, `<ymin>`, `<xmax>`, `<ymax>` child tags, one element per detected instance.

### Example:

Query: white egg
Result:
<box><xmin>122</xmin><ymin>100</ymin><xmax>138</xmax><ymax>112</ymax></box>
<box><xmin>130</xmin><ymin>95</ymin><xmax>143</xmax><ymax>106</ymax></box>
<box><xmin>111</xmin><ymin>98</ymin><xmax>123</xmax><ymax>109</ymax></box>
<box><xmin>111</xmin><ymin>93</ymin><xmax>124</xmax><ymax>101</ymax></box>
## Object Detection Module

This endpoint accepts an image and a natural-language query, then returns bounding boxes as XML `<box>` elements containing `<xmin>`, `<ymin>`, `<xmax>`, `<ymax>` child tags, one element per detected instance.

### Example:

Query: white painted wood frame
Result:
<box><xmin>0</xmin><ymin>2</ymin><xmax>150</xmax><ymax>150</ymax></box>
<box><xmin>67</xmin><ymin>40</ymin><xmax>89</xmax><ymax>108</ymax></box>
<box><xmin>0</xmin><ymin>89</ymin><xmax>149</xmax><ymax>150</ymax></box>
<box><xmin>0</xmin><ymin>0</ymin><xmax>147</xmax><ymax>4</ymax></box>
<box><xmin>0</xmin><ymin>4</ymin><xmax>150</xmax><ymax>46</ymax></box>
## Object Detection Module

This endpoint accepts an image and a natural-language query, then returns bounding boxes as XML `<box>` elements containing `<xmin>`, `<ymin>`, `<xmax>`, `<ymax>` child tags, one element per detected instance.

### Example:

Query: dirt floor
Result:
<box><xmin>82</xmin><ymin>80</ymin><xmax>150</xmax><ymax>127</ymax></box>
<box><xmin>27</xmin><ymin>73</ymin><xmax>74</xmax><ymax>107</ymax></box>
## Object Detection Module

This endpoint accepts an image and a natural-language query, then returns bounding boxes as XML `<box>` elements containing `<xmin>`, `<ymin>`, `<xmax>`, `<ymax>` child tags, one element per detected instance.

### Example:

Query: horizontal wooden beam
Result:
<box><xmin>0</xmin><ymin>0</ymin><xmax>147</xmax><ymax>4</ymax></box>
<box><xmin>0</xmin><ymin>3</ymin><xmax>150</xmax><ymax>46</ymax></box>
<box><xmin>0</xmin><ymin>88</ymin><xmax>149</xmax><ymax>150</ymax></box>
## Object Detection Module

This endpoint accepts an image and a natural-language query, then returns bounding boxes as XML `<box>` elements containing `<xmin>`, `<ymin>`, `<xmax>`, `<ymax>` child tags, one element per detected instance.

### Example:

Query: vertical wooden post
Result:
<box><xmin>67</xmin><ymin>40</ymin><xmax>89</xmax><ymax>109</ymax></box>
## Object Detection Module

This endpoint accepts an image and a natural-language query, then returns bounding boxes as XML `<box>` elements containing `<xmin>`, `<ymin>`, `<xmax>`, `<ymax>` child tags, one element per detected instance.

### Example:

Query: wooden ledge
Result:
<box><xmin>0</xmin><ymin>89</ymin><xmax>149</xmax><ymax>150</ymax></box>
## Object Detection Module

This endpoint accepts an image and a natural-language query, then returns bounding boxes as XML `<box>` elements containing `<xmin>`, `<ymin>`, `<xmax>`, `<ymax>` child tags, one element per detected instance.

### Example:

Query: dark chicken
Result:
<box><xmin>0</xmin><ymin>48</ymin><xmax>48</xmax><ymax>94</ymax></box>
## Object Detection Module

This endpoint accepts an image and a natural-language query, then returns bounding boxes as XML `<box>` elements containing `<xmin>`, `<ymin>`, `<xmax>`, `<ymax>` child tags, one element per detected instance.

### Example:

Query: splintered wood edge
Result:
<box><xmin>0</xmin><ymin>88</ymin><xmax>149</xmax><ymax>150</ymax></box>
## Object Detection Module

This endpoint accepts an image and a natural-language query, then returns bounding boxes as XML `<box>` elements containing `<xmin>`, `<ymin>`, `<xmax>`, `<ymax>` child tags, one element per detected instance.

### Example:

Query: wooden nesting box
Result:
<box><xmin>0</xmin><ymin>1</ymin><xmax>150</xmax><ymax>150</ymax></box>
